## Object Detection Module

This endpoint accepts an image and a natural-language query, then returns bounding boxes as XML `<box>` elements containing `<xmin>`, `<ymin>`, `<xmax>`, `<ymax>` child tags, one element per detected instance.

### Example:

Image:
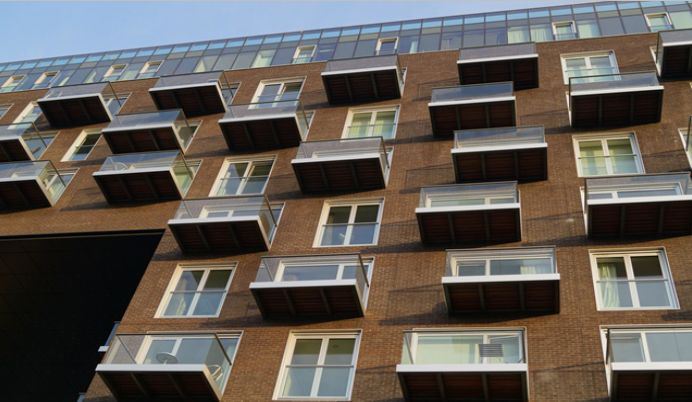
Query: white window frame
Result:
<box><xmin>139</xmin><ymin>60</ymin><xmax>162</xmax><ymax>76</ymax></box>
<box><xmin>679</xmin><ymin>127</ymin><xmax>692</xmax><ymax>168</ymax></box>
<box><xmin>273</xmin><ymin>331</ymin><xmax>361</xmax><ymax>401</ymax></box>
<box><xmin>589</xmin><ymin>249</ymin><xmax>679</xmax><ymax>311</ymax></box>
<box><xmin>155</xmin><ymin>263</ymin><xmax>236</xmax><ymax>318</ymax></box>
<box><xmin>1</xmin><ymin>75</ymin><xmax>26</xmax><ymax>92</ymax></box>
<box><xmin>293</xmin><ymin>45</ymin><xmax>316</xmax><ymax>64</ymax></box>
<box><xmin>552</xmin><ymin>21</ymin><xmax>577</xmax><ymax>39</ymax></box>
<box><xmin>104</xmin><ymin>64</ymin><xmax>127</xmax><ymax>80</ymax></box>
<box><xmin>376</xmin><ymin>37</ymin><xmax>399</xmax><ymax>55</ymax></box>
<box><xmin>252</xmin><ymin>77</ymin><xmax>305</xmax><ymax>104</ymax></box>
<box><xmin>0</xmin><ymin>104</ymin><xmax>12</xmax><ymax>119</ymax></box>
<box><xmin>572</xmin><ymin>133</ymin><xmax>644</xmax><ymax>177</ymax></box>
<box><xmin>12</xmin><ymin>101</ymin><xmax>45</xmax><ymax>126</ymax></box>
<box><xmin>33</xmin><ymin>71</ymin><xmax>58</xmax><ymax>89</ymax></box>
<box><xmin>406</xmin><ymin>330</ymin><xmax>525</xmax><ymax>364</ymax></box>
<box><xmin>103</xmin><ymin>92</ymin><xmax>130</xmax><ymax>115</ymax></box>
<box><xmin>342</xmin><ymin>106</ymin><xmax>399</xmax><ymax>140</ymax></box>
<box><xmin>645</xmin><ymin>12</ymin><xmax>673</xmax><ymax>31</ymax></box>
<box><xmin>600</xmin><ymin>326</ymin><xmax>692</xmax><ymax>364</ymax></box>
<box><xmin>61</xmin><ymin>129</ymin><xmax>101</xmax><ymax>162</ymax></box>
<box><xmin>313</xmin><ymin>199</ymin><xmax>384</xmax><ymax>248</ymax></box>
<box><xmin>560</xmin><ymin>51</ymin><xmax>619</xmax><ymax>85</ymax></box>
<box><xmin>209</xmin><ymin>156</ymin><xmax>276</xmax><ymax>197</ymax></box>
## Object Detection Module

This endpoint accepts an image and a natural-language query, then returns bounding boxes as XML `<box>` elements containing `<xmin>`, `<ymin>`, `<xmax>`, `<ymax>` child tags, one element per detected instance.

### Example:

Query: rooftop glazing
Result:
<box><xmin>1</xmin><ymin>1</ymin><xmax>691</xmax><ymax>94</ymax></box>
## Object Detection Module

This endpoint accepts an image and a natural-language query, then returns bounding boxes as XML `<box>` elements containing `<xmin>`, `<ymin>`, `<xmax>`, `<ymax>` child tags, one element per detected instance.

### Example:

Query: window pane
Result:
<box><xmin>607</xmin><ymin>138</ymin><xmax>633</xmax><ymax>155</ymax></box>
<box><xmin>646</xmin><ymin>332</ymin><xmax>692</xmax><ymax>361</ymax></box>
<box><xmin>577</xmin><ymin>20</ymin><xmax>601</xmax><ymax>38</ymax></box>
<box><xmin>177</xmin><ymin>338</ymin><xmax>213</xmax><ymax>363</ymax></box>
<box><xmin>163</xmin><ymin>292</ymin><xmax>194</xmax><ymax>316</ymax></box>
<box><xmin>192</xmin><ymin>292</ymin><xmax>224</xmax><ymax>315</ymax></box>
<box><xmin>631</xmin><ymin>256</ymin><xmax>662</xmax><ymax>277</ymax></box>
<box><xmin>283</xmin><ymin>367</ymin><xmax>315</xmax><ymax>397</ymax></box>
<box><xmin>204</xmin><ymin>270</ymin><xmax>232</xmax><ymax>289</ymax></box>
<box><xmin>507</xmin><ymin>26</ymin><xmax>530</xmax><ymax>43</ymax></box>
<box><xmin>321</xmin><ymin>225</ymin><xmax>348</xmax><ymax>246</ymax></box>
<box><xmin>530</xmin><ymin>24</ymin><xmax>553</xmax><ymax>42</ymax></box>
<box><xmin>175</xmin><ymin>270</ymin><xmax>204</xmax><ymax>291</ymax></box>
<box><xmin>488</xmin><ymin>335</ymin><xmax>522</xmax><ymax>363</ymax></box>
<box><xmin>611</xmin><ymin>334</ymin><xmax>645</xmax><ymax>362</ymax></box>
<box><xmin>324</xmin><ymin>338</ymin><xmax>355</xmax><ymax>364</ymax></box>
<box><xmin>291</xmin><ymin>339</ymin><xmax>322</xmax><ymax>364</ymax></box>
<box><xmin>143</xmin><ymin>339</ymin><xmax>176</xmax><ymax>363</ymax></box>
<box><xmin>457</xmin><ymin>261</ymin><xmax>486</xmax><ymax>276</ymax></box>
<box><xmin>242</xmin><ymin>177</ymin><xmax>267</xmax><ymax>194</ymax></box>
<box><xmin>580</xmin><ymin>140</ymin><xmax>605</xmax><ymax>157</ymax></box>
<box><xmin>327</xmin><ymin>206</ymin><xmax>351</xmax><ymax>224</ymax></box>
<box><xmin>636</xmin><ymin>281</ymin><xmax>670</xmax><ymax>307</ymax></box>
<box><xmin>670</xmin><ymin>11</ymin><xmax>692</xmax><ymax>29</ymax></box>
<box><xmin>317</xmin><ymin>368</ymin><xmax>351</xmax><ymax>397</ymax></box>
<box><xmin>416</xmin><ymin>335</ymin><xmax>481</xmax><ymax>364</ymax></box>
<box><xmin>349</xmin><ymin>224</ymin><xmax>377</xmax><ymax>244</ymax></box>
<box><xmin>490</xmin><ymin>258</ymin><xmax>552</xmax><ymax>275</ymax></box>
<box><xmin>283</xmin><ymin>264</ymin><xmax>339</xmax><ymax>281</ymax></box>
<box><xmin>354</xmin><ymin>205</ymin><xmax>379</xmax><ymax>223</ymax></box>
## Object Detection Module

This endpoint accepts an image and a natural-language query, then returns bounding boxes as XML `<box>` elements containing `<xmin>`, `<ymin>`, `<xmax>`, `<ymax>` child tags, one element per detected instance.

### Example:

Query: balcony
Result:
<box><xmin>397</xmin><ymin>329</ymin><xmax>528</xmax><ymax>401</ymax></box>
<box><xmin>568</xmin><ymin>72</ymin><xmax>663</xmax><ymax>128</ymax></box>
<box><xmin>0</xmin><ymin>123</ymin><xmax>53</xmax><ymax>162</ymax></box>
<box><xmin>102</xmin><ymin>109</ymin><xmax>196</xmax><ymax>153</ymax></box>
<box><xmin>149</xmin><ymin>72</ymin><xmax>230</xmax><ymax>117</ymax></box>
<box><xmin>96</xmin><ymin>333</ymin><xmax>239</xmax><ymax>402</ymax></box>
<box><xmin>443</xmin><ymin>247</ymin><xmax>559</xmax><ymax>315</ymax></box>
<box><xmin>452</xmin><ymin>126</ymin><xmax>547</xmax><ymax>183</ymax></box>
<box><xmin>93</xmin><ymin>151</ymin><xmax>197</xmax><ymax>204</ymax></box>
<box><xmin>250</xmin><ymin>253</ymin><xmax>370</xmax><ymax>320</ymax></box>
<box><xmin>457</xmin><ymin>43</ymin><xmax>539</xmax><ymax>90</ymax></box>
<box><xmin>416</xmin><ymin>182</ymin><xmax>521</xmax><ymax>246</ymax></box>
<box><xmin>0</xmin><ymin>161</ymin><xmax>69</xmax><ymax>209</ymax></box>
<box><xmin>584</xmin><ymin>173</ymin><xmax>692</xmax><ymax>239</ymax></box>
<box><xmin>322</xmin><ymin>55</ymin><xmax>404</xmax><ymax>104</ymax></box>
<box><xmin>429</xmin><ymin>82</ymin><xmax>516</xmax><ymax>137</ymax></box>
<box><xmin>655</xmin><ymin>29</ymin><xmax>692</xmax><ymax>79</ymax></box>
<box><xmin>605</xmin><ymin>327</ymin><xmax>692</xmax><ymax>401</ymax></box>
<box><xmin>291</xmin><ymin>137</ymin><xmax>390</xmax><ymax>194</ymax></box>
<box><xmin>37</xmin><ymin>82</ymin><xmax>119</xmax><ymax>128</ymax></box>
<box><xmin>168</xmin><ymin>196</ymin><xmax>280</xmax><ymax>254</ymax></box>
<box><xmin>218</xmin><ymin>100</ymin><xmax>309</xmax><ymax>151</ymax></box>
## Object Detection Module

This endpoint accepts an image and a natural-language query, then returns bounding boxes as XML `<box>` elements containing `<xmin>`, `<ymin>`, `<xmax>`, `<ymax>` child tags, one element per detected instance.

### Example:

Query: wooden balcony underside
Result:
<box><xmin>399</xmin><ymin>371</ymin><xmax>526</xmax><ymax>401</ymax></box>
<box><xmin>94</xmin><ymin>172</ymin><xmax>181</xmax><ymax>204</ymax></box>
<box><xmin>293</xmin><ymin>158</ymin><xmax>385</xmax><ymax>194</ymax></box>
<box><xmin>589</xmin><ymin>200</ymin><xmax>692</xmax><ymax>239</ymax></box>
<box><xmin>445</xmin><ymin>280</ymin><xmax>559</xmax><ymax>314</ymax></box>
<box><xmin>323</xmin><ymin>70</ymin><xmax>400</xmax><ymax>104</ymax></box>
<box><xmin>458</xmin><ymin>58</ymin><xmax>538</xmax><ymax>90</ymax></box>
<box><xmin>39</xmin><ymin>96</ymin><xmax>110</xmax><ymax>128</ymax></box>
<box><xmin>0</xmin><ymin>181</ymin><xmax>50</xmax><ymax>210</ymax></box>
<box><xmin>571</xmin><ymin>90</ymin><xmax>662</xmax><ymax>128</ymax></box>
<box><xmin>104</xmin><ymin>128</ymin><xmax>180</xmax><ymax>154</ymax></box>
<box><xmin>221</xmin><ymin>116</ymin><xmax>302</xmax><ymax>151</ymax></box>
<box><xmin>430</xmin><ymin>101</ymin><xmax>515</xmax><ymax>137</ymax></box>
<box><xmin>170</xmin><ymin>221</ymin><xmax>268</xmax><ymax>254</ymax></box>
<box><xmin>453</xmin><ymin>148</ymin><xmax>546</xmax><ymax>183</ymax></box>
<box><xmin>418</xmin><ymin>209</ymin><xmax>521</xmax><ymax>245</ymax></box>
<box><xmin>613</xmin><ymin>371</ymin><xmax>692</xmax><ymax>401</ymax></box>
<box><xmin>151</xmin><ymin>86</ymin><xmax>225</xmax><ymax>117</ymax></box>
<box><xmin>252</xmin><ymin>284</ymin><xmax>363</xmax><ymax>320</ymax></box>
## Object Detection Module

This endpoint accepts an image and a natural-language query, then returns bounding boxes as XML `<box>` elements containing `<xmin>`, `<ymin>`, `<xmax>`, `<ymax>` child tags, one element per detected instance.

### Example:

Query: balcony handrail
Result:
<box><xmin>256</xmin><ymin>253</ymin><xmax>369</xmax><ymax>288</ymax></box>
<box><xmin>567</xmin><ymin>70</ymin><xmax>660</xmax><ymax>96</ymax></box>
<box><xmin>584</xmin><ymin>172</ymin><xmax>692</xmax><ymax>200</ymax></box>
<box><xmin>0</xmin><ymin>121</ymin><xmax>52</xmax><ymax>150</ymax></box>
<box><xmin>445</xmin><ymin>246</ymin><xmax>557</xmax><ymax>277</ymax></box>
<box><xmin>419</xmin><ymin>181</ymin><xmax>519</xmax><ymax>208</ymax></box>
<box><xmin>40</xmin><ymin>81</ymin><xmax>123</xmax><ymax>110</ymax></box>
<box><xmin>458</xmin><ymin>42</ymin><xmax>537</xmax><ymax>62</ymax></box>
<box><xmin>109</xmin><ymin>109</ymin><xmax>191</xmax><ymax>133</ymax></box>
<box><xmin>295</xmin><ymin>136</ymin><xmax>389</xmax><ymax>169</ymax></box>
<box><xmin>175</xmin><ymin>195</ymin><xmax>278</xmax><ymax>229</ymax></box>
<box><xmin>453</xmin><ymin>125</ymin><xmax>545</xmax><ymax>150</ymax></box>
<box><xmin>686</xmin><ymin>116</ymin><xmax>692</xmax><ymax>152</ymax></box>
<box><xmin>99</xmin><ymin>150</ymin><xmax>186</xmax><ymax>172</ymax></box>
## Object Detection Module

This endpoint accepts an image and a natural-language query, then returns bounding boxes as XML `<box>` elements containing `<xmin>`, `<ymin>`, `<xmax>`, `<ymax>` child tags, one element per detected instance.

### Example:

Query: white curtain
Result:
<box><xmin>598</xmin><ymin>263</ymin><xmax>623</xmax><ymax>308</ymax></box>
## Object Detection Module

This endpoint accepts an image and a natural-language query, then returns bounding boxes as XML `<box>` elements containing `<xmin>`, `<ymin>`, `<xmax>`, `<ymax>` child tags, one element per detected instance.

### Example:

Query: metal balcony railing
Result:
<box><xmin>445</xmin><ymin>247</ymin><xmax>556</xmax><ymax>278</ymax></box>
<box><xmin>458</xmin><ymin>43</ymin><xmax>537</xmax><ymax>63</ymax></box>
<box><xmin>419</xmin><ymin>182</ymin><xmax>519</xmax><ymax>209</ymax></box>
<box><xmin>105</xmin><ymin>109</ymin><xmax>195</xmax><ymax>149</ymax></box>
<box><xmin>0</xmin><ymin>160</ymin><xmax>67</xmax><ymax>204</ymax></box>
<box><xmin>585</xmin><ymin>173</ymin><xmax>692</xmax><ymax>203</ymax></box>
<box><xmin>453</xmin><ymin>125</ymin><xmax>545</xmax><ymax>151</ymax></box>
<box><xmin>430</xmin><ymin>82</ymin><xmax>514</xmax><ymax>105</ymax></box>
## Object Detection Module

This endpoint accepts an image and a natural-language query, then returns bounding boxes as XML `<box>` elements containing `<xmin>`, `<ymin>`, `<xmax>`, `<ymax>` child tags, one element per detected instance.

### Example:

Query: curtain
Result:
<box><xmin>577</xmin><ymin>20</ymin><xmax>600</xmax><ymax>38</ymax></box>
<box><xmin>598</xmin><ymin>263</ymin><xmax>622</xmax><ymax>308</ymax></box>
<box><xmin>507</xmin><ymin>27</ymin><xmax>530</xmax><ymax>44</ymax></box>
<box><xmin>530</xmin><ymin>24</ymin><xmax>552</xmax><ymax>42</ymax></box>
<box><xmin>416</xmin><ymin>336</ymin><xmax>479</xmax><ymax>364</ymax></box>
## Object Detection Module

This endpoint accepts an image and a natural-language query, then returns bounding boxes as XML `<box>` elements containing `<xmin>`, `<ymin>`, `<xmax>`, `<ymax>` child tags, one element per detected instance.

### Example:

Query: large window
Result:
<box><xmin>645</xmin><ymin>12</ymin><xmax>674</xmax><ymax>32</ymax></box>
<box><xmin>343</xmin><ymin>107</ymin><xmax>398</xmax><ymax>140</ymax></box>
<box><xmin>293</xmin><ymin>46</ymin><xmax>316</xmax><ymax>64</ymax></box>
<box><xmin>275</xmin><ymin>332</ymin><xmax>360</xmax><ymax>400</ymax></box>
<box><xmin>552</xmin><ymin>21</ymin><xmax>577</xmax><ymax>40</ymax></box>
<box><xmin>104</xmin><ymin>64</ymin><xmax>127</xmax><ymax>81</ymax></box>
<box><xmin>103</xmin><ymin>93</ymin><xmax>129</xmax><ymax>116</ymax></box>
<box><xmin>0</xmin><ymin>75</ymin><xmax>25</xmax><ymax>93</ymax></box>
<box><xmin>590</xmin><ymin>249</ymin><xmax>678</xmax><ymax>310</ymax></box>
<box><xmin>573</xmin><ymin>134</ymin><xmax>643</xmax><ymax>177</ymax></box>
<box><xmin>376</xmin><ymin>37</ymin><xmax>398</xmax><ymax>55</ymax></box>
<box><xmin>253</xmin><ymin>79</ymin><xmax>303</xmax><ymax>105</ymax></box>
<box><xmin>157</xmin><ymin>264</ymin><xmax>235</xmax><ymax>318</ymax></box>
<box><xmin>138</xmin><ymin>61</ymin><xmax>162</xmax><ymax>79</ymax></box>
<box><xmin>62</xmin><ymin>129</ymin><xmax>101</xmax><ymax>161</ymax></box>
<box><xmin>315</xmin><ymin>200</ymin><xmax>383</xmax><ymax>247</ymax></box>
<box><xmin>32</xmin><ymin>71</ymin><xmax>58</xmax><ymax>89</ymax></box>
<box><xmin>561</xmin><ymin>51</ymin><xmax>618</xmax><ymax>84</ymax></box>
<box><xmin>607</xmin><ymin>328</ymin><xmax>692</xmax><ymax>363</ymax></box>
<box><xmin>210</xmin><ymin>158</ymin><xmax>274</xmax><ymax>196</ymax></box>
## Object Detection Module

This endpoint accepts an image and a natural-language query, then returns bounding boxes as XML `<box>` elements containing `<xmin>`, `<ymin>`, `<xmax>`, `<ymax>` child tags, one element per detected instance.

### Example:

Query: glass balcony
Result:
<box><xmin>443</xmin><ymin>247</ymin><xmax>559</xmax><ymax>314</ymax></box>
<box><xmin>96</xmin><ymin>333</ymin><xmax>240</xmax><ymax>401</ymax></box>
<box><xmin>397</xmin><ymin>329</ymin><xmax>528</xmax><ymax>401</ymax></box>
<box><xmin>452</xmin><ymin>126</ymin><xmax>547</xmax><ymax>182</ymax></box>
<box><xmin>605</xmin><ymin>327</ymin><xmax>692</xmax><ymax>401</ymax></box>
<box><xmin>584</xmin><ymin>173</ymin><xmax>692</xmax><ymax>239</ymax></box>
<box><xmin>37</xmin><ymin>82</ymin><xmax>117</xmax><ymax>128</ymax></box>
<box><xmin>102</xmin><ymin>109</ymin><xmax>196</xmax><ymax>153</ymax></box>
<box><xmin>168</xmin><ymin>196</ymin><xmax>280</xmax><ymax>254</ymax></box>
<box><xmin>149</xmin><ymin>71</ymin><xmax>230</xmax><ymax>117</ymax></box>
<box><xmin>93</xmin><ymin>150</ymin><xmax>197</xmax><ymax>204</ymax></box>
<box><xmin>218</xmin><ymin>100</ymin><xmax>309</xmax><ymax>151</ymax></box>
<box><xmin>292</xmin><ymin>137</ymin><xmax>390</xmax><ymax>194</ymax></box>
<box><xmin>250</xmin><ymin>253</ymin><xmax>370</xmax><ymax>319</ymax></box>
<box><xmin>457</xmin><ymin>43</ymin><xmax>539</xmax><ymax>90</ymax></box>
<box><xmin>0</xmin><ymin>160</ymin><xmax>69</xmax><ymax>209</ymax></box>
<box><xmin>655</xmin><ymin>29</ymin><xmax>692</xmax><ymax>79</ymax></box>
<box><xmin>429</xmin><ymin>82</ymin><xmax>516</xmax><ymax>137</ymax></box>
<box><xmin>322</xmin><ymin>55</ymin><xmax>404</xmax><ymax>104</ymax></box>
<box><xmin>0</xmin><ymin>123</ymin><xmax>53</xmax><ymax>162</ymax></box>
<box><xmin>568</xmin><ymin>72</ymin><xmax>663</xmax><ymax>128</ymax></box>
<box><xmin>416</xmin><ymin>182</ymin><xmax>521</xmax><ymax>245</ymax></box>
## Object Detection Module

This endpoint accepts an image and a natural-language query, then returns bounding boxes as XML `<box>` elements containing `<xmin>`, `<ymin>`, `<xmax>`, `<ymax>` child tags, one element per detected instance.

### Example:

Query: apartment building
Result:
<box><xmin>0</xmin><ymin>1</ymin><xmax>691</xmax><ymax>401</ymax></box>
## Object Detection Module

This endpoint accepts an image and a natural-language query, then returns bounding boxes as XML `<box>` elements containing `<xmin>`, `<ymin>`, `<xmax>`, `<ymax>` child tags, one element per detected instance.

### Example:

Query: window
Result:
<box><xmin>645</xmin><ymin>13</ymin><xmax>673</xmax><ymax>32</ymax></box>
<box><xmin>252</xmin><ymin>49</ymin><xmax>276</xmax><ymax>68</ymax></box>
<box><xmin>14</xmin><ymin>102</ymin><xmax>43</xmax><ymax>124</ymax></box>
<box><xmin>0</xmin><ymin>104</ymin><xmax>11</xmax><ymax>119</ymax></box>
<box><xmin>277</xmin><ymin>258</ymin><xmax>373</xmax><ymax>283</ymax></box>
<box><xmin>221</xmin><ymin>82</ymin><xmax>239</xmax><ymax>104</ymax></box>
<box><xmin>32</xmin><ymin>71</ymin><xmax>58</xmax><ymax>89</ymax></box>
<box><xmin>62</xmin><ymin>130</ymin><xmax>101</xmax><ymax>161</ymax></box>
<box><xmin>553</xmin><ymin>21</ymin><xmax>577</xmax><ymax>40</ymax></box>
<box><xmin>343</xmin><ymin>107</ymin><xmax>398</xmax><ymax>140</ymax></box>
<box><xmin>253</xmin><ymin>79</ymin><xmax>304</xmax><ymax>105</ymax></box>
<box><xmin>679</xmin><ymin>127</ymin><xmax>692</xmax><ymax>167</ymax></box>
<box><xmin>0</xmin><ymin>75</ymin><xmax>25</xmax><ymax>93</ymax></box>
<box><xmin>573</xmin><ymin>134</ymin><xmax>643</xmax><ymax>177</ymax></box>
<box><xmin>138</xmin><ymin>61</ymin><xmax>162</xmax><ymax>79</ymax></box>
<box><xmin>376</xmin><ymin>37</ymin><xmax>398</xmax><ymax>55</ymax></box>
<box><xmin>210</xmin><ymin>158</ymin><xmax>274</xmax><ymax>196</ymax></box>
<box><xmin>104</xmin><ymin>64</ymin><xmax>127</xmax><ymax>81</ymax></box>
<box><xmin>103</xmin><ymin>93</ymin><xmax>129</xmax><ymax>116</ymax></box>
<box><xmin>274</xmin><ymin>332</ymin><xmax>360</xmax><ymax>400</ymax></box>
<box><xmin>605</xmin><ymin>328</ymin><xmax>692</xmax><ymax>363</ymax></box>
<box><xmin>315</xmin><ymin>200</ymin><xmax>383</xmax><ymax>247</ymax></box>
<box><xmin>561</xmin><ymin>52</ymin><xmax>618</xmax><ymax>84</ymax></box>
<box><xmin>293</xmin><ymin>46</ymin><xmax>316</xmax><ymax>64</ymax></box>
<box><xmin>24</xmin><ymin>131</ymin><xmax>57</xmax><ymax>159</ymax></box>
<box><xmin>157</xmin><ymin>264</ymin><xmax>235</xmax><ymax>318</ymax></box>
<box><xmin>590</xmin><ymin>249</ymin><xmax>678</xmax><ymax>310</ymax></box>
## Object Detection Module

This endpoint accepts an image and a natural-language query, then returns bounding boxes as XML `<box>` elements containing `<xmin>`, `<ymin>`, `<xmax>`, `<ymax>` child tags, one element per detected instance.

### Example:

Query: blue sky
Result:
<box><xmin>0</xmin><ymin>1</ymin><xmax>580</xmax><ymax>63</ymax></box>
